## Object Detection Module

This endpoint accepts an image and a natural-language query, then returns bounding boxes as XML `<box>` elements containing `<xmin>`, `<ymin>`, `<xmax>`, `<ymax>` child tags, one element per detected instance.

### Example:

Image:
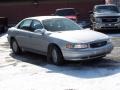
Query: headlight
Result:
<box><xmin>118</xmin><ymin>17</ymin><xmax>120</xmax><ymax>22</ymax></box>
<box><xmin>66</xmin><ymin>43</ymin><xmax>89</xmax><ymax>49</ymax></box>
<box><xmin>107</xmin><ymin>38</ymin><xmax>112</xmax><ymax>44</ymax></box>
<box><xmin>95</xmin><ymin>18</ymin><xmax>101</xmax><ymax>23</ymax></box>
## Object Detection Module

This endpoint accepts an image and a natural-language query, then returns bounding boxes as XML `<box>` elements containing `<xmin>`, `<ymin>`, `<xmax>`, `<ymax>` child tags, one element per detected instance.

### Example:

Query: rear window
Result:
<box><xmin>55</xmin><ymin>9</ymin><xmax>76</xmax><ymax>16</ymax></box>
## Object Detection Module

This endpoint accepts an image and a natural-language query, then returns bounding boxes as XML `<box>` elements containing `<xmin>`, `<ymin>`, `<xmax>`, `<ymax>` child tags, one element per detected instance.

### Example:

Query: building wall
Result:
<box><xmin>105</xmin><ymin>0</ymin><xmax>113</xmax><ymax>4</ymax></box>
<box><xmin>105</xmin><ymin>0</ymin><xmax>120</xmax><ymax>9</ymax></box>
<box><xmin>0</xmin><ymin>0</ymin><xmax>104</xmax><ymax>24</ymax></box>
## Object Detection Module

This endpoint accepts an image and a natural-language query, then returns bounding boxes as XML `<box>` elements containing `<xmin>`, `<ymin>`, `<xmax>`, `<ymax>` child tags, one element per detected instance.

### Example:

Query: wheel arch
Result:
<box><xmin>47</xmin><ymin>43</ymin><xmax>64</xmax><ymax>65</ymax></box>
<box><xmin>47</xmin><ymin>43</ymin><xmax>63</xmax><ymax>56</ymax></box>
<box><xmin>48</xmin><ymin>43</ymin><xmax>61</xmax><ymax>51</ymax></box>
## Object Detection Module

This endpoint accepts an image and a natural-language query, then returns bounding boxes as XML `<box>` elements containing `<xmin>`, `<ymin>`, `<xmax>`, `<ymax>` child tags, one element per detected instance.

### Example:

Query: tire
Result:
<box><xmin>90</xmin><ymin>24</ymin><xmax>93</xmax><ymax>30</ymax></box>
<box><xmin>92</xmin><ymin>24</ymin><xmax>99</xmax><ymax>31</ymax></box>
<box><xmin>47</xmin><ymin>45</ymin><xmax>64</xmax><ymax>66</ymax></box>
<box><xmin>11</xmin><ymin>39</ymin><xmax>22</xmax><ymax>54</ymax></box>
<box><xmin>92</xmin><ymin>24</ymin><xmax>95</xmax><ymax>30</ymax></box>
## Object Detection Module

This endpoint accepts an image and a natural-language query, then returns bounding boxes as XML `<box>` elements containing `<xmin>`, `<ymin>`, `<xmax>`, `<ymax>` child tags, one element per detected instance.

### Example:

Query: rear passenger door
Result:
<box><xmin>16</xmin><ymin>19</ymin><xmax>33</xmax><ymax>49</ymax></box>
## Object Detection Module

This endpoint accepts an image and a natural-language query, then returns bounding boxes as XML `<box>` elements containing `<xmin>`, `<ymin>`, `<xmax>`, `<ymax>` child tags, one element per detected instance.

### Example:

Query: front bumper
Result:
<box><xmin>62</xmin><ymin>43</ymin><xmax>113</xmax><ymax>61</ymax></box>
<box><xmin>94</xmin><ymin>23</ymin><xmax>120</xmax><ymax>30</ymax></box>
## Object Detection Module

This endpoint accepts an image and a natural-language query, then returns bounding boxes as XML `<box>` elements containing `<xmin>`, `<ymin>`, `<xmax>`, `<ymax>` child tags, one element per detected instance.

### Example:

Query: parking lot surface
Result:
<box><xmin>0</xmin><ymin>32</ymin><xmax>120</xmax><ymax>90</ymax></box>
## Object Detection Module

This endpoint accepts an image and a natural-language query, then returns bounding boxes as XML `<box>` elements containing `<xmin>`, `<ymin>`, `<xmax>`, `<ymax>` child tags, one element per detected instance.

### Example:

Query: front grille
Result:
<box><xmin>90</xmin><ymin>41</ymin><xmax>107</xmax><ymax>48</ymax></box>
<box><xmin>101</xmin><ymin>27</ymin><xmax>118</xmax><ymax>29</ymax></box>
<box><xmin>102</xmin><ymin>18</ymin><xmax>118</xmax><ymax>23</ymax></box>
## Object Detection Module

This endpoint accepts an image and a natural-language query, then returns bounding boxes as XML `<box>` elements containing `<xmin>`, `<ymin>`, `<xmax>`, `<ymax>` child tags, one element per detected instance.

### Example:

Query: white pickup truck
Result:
<box><xmin>90</xmin><ymin>4</ymin><xmax>120</xmax><ymax>30</ymax></box>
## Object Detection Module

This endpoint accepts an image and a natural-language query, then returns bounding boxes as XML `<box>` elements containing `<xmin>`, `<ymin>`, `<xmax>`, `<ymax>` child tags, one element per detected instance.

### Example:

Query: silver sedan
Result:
<box><xmin>7</xmin><ymin>16</ymin><xmax>113</xmax><ymax>65</ymax></box>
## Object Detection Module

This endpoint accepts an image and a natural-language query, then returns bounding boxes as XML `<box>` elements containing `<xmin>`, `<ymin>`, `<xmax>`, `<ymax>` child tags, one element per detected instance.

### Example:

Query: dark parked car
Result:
<box><xmin>53</xmin><ymin>8</ymin><xmax>79</xmax><ymax>22</ymax></box>
<box><xmin>0</xmin><ymin>17</ymin><xmax>8</xmax><ymax>34</ymax></box>
<box><xmin>90</xmin><ymin>4</ymin><xmax>120</xmax><ymax>30</ymax></box>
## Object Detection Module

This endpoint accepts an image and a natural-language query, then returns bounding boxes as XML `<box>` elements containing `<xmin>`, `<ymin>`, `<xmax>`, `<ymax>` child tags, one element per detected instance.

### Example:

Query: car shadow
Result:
<box><xmin>10</xmin><ymin>51</ymin><xmax>120</xmax><ymax>79</ymax></box>
<box><xmin>0</xmin><ymin>33</ymin><xmax>6</xmax><ymax>37</ymax></box>
<box><xmin>10</xmin><ymin>52</ymin><xmax>47</xmax><ymax>66</ymax></box>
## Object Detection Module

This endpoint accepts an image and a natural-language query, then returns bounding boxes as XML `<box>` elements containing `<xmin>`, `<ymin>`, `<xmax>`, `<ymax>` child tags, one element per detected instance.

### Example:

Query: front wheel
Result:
<box><xmin>47</xmin><ymin>46</ymin><xmax>64</xmax><ymax>66</ymax></box>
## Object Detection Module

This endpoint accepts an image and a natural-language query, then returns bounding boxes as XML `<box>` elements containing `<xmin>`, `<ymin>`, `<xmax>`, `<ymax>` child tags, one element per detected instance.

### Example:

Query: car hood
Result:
<box><xmin>49</xmin><ymin>29</ymin><xmax>109</xmax><ymax>43</ymax></box>
<box><xmin>65</xmin><ymin>15</ymin><xmax>77</xmax><ymax>19</ymax></box>
<box><xmin>94</xmin><ymin>12</ymin><xmax>120</xmax><ymax>17</ymax></box>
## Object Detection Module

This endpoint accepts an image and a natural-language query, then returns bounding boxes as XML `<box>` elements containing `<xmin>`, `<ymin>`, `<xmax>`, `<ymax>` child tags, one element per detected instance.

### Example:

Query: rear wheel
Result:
<box><xmin>47</xmin><ymin>45</ymin><xmax>64</xmax><ymax>66</ymax></box>
<box><xmin>92</xmin><ymin>24</ymin><xmax>96</xmax><ymax>30</ymax></box>
<box><xmin>11</xmin><ymin>39</ymin><xmax>22</xmax><ymax>54</ymax></box>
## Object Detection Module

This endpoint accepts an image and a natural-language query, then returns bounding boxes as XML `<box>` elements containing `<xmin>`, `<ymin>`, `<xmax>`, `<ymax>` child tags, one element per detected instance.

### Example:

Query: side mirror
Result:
<box><xmin>34</xmin><ymin>29</ymin><xmax>46</xmax><ymax>34</ymax></box>
<box><xmin>89</xmin><ymin>11</ymin><xmax>93</xmax><ymax>14</ymax></box>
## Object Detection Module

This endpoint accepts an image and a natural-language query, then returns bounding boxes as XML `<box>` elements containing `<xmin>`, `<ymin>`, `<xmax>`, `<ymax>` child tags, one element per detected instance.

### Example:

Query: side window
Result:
<box><xmin>17</xmin><ymin>19</ymin><xmax>32</xmax><ymax>31</ymax></box>
<box><xmin>31</xmin><ymin>20</ymin><xmax>43</xmax><ymax>31</ymax></box>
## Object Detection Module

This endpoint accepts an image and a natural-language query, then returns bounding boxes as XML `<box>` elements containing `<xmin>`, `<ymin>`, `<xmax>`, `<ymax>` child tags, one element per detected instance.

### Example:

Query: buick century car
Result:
<box><xmin>7</xmin><ymin>16</ymin><xmax>113</xmax><ymax>65</ymax></box>
<box><xmin>90</xmin><ymin>4</ymin><xmax>120</xmax><ymax>30</ymax></box>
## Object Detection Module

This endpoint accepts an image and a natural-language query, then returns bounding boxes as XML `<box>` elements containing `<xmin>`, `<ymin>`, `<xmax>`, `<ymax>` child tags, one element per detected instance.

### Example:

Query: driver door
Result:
<box><xmin>29</xmin><ymin>20</ymin><xmax>49</xmax><ymax>53</ymax></box>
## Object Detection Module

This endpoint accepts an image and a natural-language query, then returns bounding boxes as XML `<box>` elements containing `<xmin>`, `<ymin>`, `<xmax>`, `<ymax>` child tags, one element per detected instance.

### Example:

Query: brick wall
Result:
<box><xmin>0</xmin><ymin>0</ymin><xmax>104</xmax><ymax>24</ymax></box>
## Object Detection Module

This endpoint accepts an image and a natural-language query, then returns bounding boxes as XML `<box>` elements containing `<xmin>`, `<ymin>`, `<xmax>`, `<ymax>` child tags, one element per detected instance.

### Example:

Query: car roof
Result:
<box><xmin>26</xmin><ymin>16</ymin><xmax>65</xmax><ymax>21</ymax></box>
<box><xmin>95</xmin><ymin>4</ymin><xmax>117</xmax><ymax>8</ymax></box>
<box><xmin>56</xmin><ymin>8</ymin><xmax>75</xmax><ymax>11</ymax></box>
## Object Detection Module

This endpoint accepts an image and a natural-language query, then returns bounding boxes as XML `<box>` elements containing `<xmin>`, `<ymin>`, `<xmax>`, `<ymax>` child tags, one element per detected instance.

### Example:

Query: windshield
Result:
<box><xmin>95</xmin><ymin>6</ymin><xmax>119</xmax><ymax>13</ymax></box>
<box><xmin>56</xmin><ymin>9</ymin><xmax>76</xmax><ymax>16</ymax></box>
<box><xmin>42</xmin><ymin>18</ymin><xmax>82</xmax><ymax>32</ymax></box>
